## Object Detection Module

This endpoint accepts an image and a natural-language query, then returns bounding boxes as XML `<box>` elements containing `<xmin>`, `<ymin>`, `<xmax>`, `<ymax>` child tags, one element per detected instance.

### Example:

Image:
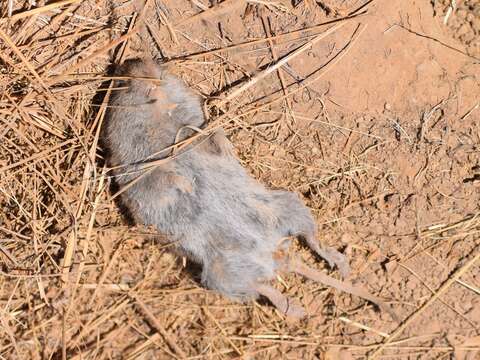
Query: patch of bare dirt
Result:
<box><xmin>433</xmin><ymin>0</ymin><xmax>480</xmax><ymax>58</ymax></box>
<box><xmin>0</xmin><ymin>0</ymin><xmax>479</xmax><ymax>359</ymax></box>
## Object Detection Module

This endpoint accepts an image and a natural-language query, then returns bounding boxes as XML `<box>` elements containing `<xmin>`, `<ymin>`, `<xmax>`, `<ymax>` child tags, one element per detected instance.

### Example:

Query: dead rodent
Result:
<box><xmin>102</xmin><ymin>59</ymin><xmax>396</xmax><ymax>319</ymax></box>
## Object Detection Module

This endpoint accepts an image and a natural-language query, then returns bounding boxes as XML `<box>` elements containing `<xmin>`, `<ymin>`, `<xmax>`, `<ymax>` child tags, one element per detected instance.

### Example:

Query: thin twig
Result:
<box><xmin>213</xmin><ymin>21</ymin><xmax>347</xmax><ymax>108</ymax></box>
<box><xmin>1</xmin><ymin>0</ymin><xmax>80</xmax><ymax>22</ymax></box>
<box><xmin>133</xmin><ymin>295</ymin><xmax>187</xmax><ymax>359</ymax></box>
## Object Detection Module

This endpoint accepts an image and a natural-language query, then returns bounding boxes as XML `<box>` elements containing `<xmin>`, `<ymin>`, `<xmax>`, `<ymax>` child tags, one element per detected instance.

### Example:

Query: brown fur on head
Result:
<box><xmin>116</xmin><ymin>58</ymin><xmax>164</xmax><ymax>79</ymax></box>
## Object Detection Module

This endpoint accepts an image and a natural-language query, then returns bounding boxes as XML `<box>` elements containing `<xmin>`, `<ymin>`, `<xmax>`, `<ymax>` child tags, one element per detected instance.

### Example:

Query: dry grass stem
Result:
<box><xmin>1</xmin><ymin>0</ymin><xmax>478</xmax><ymax>358</ymax></box>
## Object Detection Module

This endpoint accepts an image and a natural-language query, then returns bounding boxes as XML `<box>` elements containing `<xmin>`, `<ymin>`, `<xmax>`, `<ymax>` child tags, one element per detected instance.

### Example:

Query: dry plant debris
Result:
<box><xmin>0</xmin><ymin>0</ymin><xmax>479</xmax><ymax>359</ymax></box>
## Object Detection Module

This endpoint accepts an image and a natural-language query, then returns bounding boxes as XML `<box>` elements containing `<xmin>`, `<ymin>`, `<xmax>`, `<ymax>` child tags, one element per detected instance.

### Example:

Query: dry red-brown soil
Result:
<box><xmin>1</xmin><ymin>0</ymin><xmax>479</xmax><ymax>359</ymax></box>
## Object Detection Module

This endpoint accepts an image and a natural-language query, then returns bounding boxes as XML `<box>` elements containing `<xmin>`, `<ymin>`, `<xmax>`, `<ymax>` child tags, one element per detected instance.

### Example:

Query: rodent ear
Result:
<box><xmin>200</xmin><ymin>129</ymin><xmax>234</xmax><ymax>157</ymax></box>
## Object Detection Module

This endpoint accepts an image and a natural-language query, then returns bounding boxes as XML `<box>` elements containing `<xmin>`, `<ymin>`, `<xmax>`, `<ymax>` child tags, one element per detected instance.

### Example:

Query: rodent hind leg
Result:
<box><xmin>272</xmin><ymin>190</ymin><xmax>350</xmax><ymax>277</ymax></box>
<box><xmin>271</xmin><ymin>190</ymin><xmax>316</xmax><ymax>240</ymax></box>
<box><xmin>253</xmin><ymin>282</ymin><xmax>306</xmax><ymax>319</ymax></box>
<box><xmin>287</xmin><ymin>257</ymin><xmax>398</xmax><ymax>321</ymax></box>
<box><xmin>304</xmin><ymin>238</ymin><xmax>351</xmax><ymax>278</ymax></box>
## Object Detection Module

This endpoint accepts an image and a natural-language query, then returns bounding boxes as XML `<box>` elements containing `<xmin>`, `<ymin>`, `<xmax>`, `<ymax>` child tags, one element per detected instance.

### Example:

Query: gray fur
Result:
<box><xmin>102</xmin><ymin>59</ymin><xmax>348</xmax><ymax>303</ymax></box>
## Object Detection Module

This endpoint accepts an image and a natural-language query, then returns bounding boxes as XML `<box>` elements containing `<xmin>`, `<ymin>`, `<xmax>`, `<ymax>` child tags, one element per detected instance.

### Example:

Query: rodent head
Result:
<box><xmin>105</xmin><ymin>59</ymin><xmax>205</xmax><ymax>161</ymax></box>
<box><xmin>112</xmin><ymin>58</ymin><xmax>167</xmax><ymax>97</ymax></box>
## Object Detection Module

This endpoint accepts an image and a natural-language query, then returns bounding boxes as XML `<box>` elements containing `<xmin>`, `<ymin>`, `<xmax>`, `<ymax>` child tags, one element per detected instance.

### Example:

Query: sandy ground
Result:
<box><xmin>0</xmin><ymin>0</ymin><xmax>479</xmax><ymax>359</ymax></box>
